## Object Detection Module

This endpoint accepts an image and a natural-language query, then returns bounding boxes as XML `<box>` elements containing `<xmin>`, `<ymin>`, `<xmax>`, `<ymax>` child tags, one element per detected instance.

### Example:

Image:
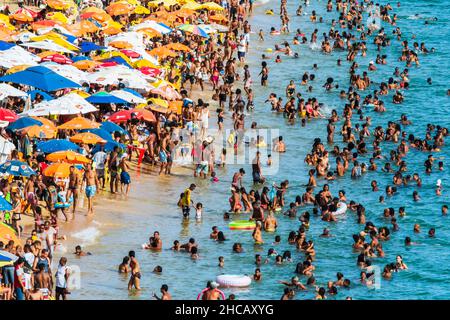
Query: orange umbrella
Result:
<box><xmin>0</xmin><ymin>222</ymin><xmax>21</xmax><ymax>245</ymax></box>
<box><xmin>22</xmin><ymin>125</ymin><xmax>56</xmax><ymax>138</ymax></box>
<box><xmin>31</xmin><ymin>117</ymin><xmax>56</xmax><ymax>128</ymax></box>
<box><xmin>168</xmin><ymin>100</ymin><xmax>183</xmax><ymax>114</ymax></box>
<box><xmin>31</xmin><ymin>20</ymin><xmax>58</xmax><ymax>31</ymax></box>
<box><xmin>69</xmin><ymin>132</ymin><xmax>106</xmax><ymax>144</ymax></box>
<box><xmin>209</xmin><ymin>14</ymin><xmax>228</xmax><ymax>23</ymax></box>
<box><xmin>81</xmin><ymin>7</ymin><xmax>107</xmax><ymax>14</ymax></box>
<box><xmin>44</xmin><ymin>162</ymin><xmax>79</xmax><ymax>178</ymax></box>
<box><xmin>130</xmin><ymin>108</ymin><xmax>157</xmax><ymax>122</ymax></box>
<box><xmin>46</xmin><ymin>0</ymin><xmax>70</xmax><ymax>10</ymax></box>
<box><xmin>0</xmin><ymin>27</ymin><xmax>13</xmax><ymax>42</ymax></box>
<box><xmin>109</xmin><ymin>40</ymin><xmax>133</xmax><ymax>49</ymax></box>
<box><xmin>69</xmin><ymin>20</ymin><xmax>99</xmax><ymax>36</ymax></box>
<box><xmin>148</xmin><ymin>46</ymin><xmax>177</xmax><ymax>58</ymax></box>
<box><xmin>46</xmin><ymin>150</ymin><xmax>91</xmax><ymax>164</ymax></box>
<box><xmin>102</xmin><ymin>26</ymin><xmax>122</xmax><ymax>35</ymax></box>
<box><xmin>164</xmin><ymin>43</ymin><xmax>191</xmax><ymax>52</ymax></box>
<box><xmin>80</xmin><ymin>11</ymin><xmax>112</xmax><ymax>23</ymax></box>
<box><xmin>58</xmin><ymin>117</ymin><xmax>100</xmax><ymax>130</ymax></box>
<box><xmin>106</xmin><ymin>3</ymin><xmax>133</xmax><ymax>16</ymax></box>
<box><xmin>72</xmin><ymin>60</ymin><xmax>99</xmax><ymax>70</ymax></box>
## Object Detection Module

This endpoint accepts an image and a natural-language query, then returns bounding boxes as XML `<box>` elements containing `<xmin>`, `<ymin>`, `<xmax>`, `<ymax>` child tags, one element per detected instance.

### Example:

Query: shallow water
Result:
<box><xmin>57</xmin><ymin>0</ymin><xmax>450</xmax><ymax>300</ymax></box>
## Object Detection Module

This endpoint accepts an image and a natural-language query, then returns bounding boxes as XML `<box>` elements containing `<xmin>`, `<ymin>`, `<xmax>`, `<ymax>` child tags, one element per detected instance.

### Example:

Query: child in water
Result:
<box><xmin>195</xmin><ymin>202</ymin><xmax>203</xmax><ymax>220</ymax></box>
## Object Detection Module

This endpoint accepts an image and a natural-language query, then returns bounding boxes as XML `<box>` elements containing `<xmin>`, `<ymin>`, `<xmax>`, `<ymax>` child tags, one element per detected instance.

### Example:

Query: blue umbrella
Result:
<box><xmin>86</xmin><ymin>91</ymin><xmax>129</xmax><ymax>104</ymax></box>
<box><xmin>72</xmin><ymin>56</ymin><xmax>92</xmax><ymax>62</ymax></box>
<box><xmin>27</xmin><ymin>90</ymin><xmax>54</xmax><ymax>101</ymax></box>
<box><xmin>0</xmin><ymin>66</ymin><xmax>81</xmax><ymax>92</ymax></box>
<box><xmin>7</xmin><ymin>117</ymin><xmax>42</xmax><ymax>131</ymax></box>
<box><xmin>80</xmin><ymin>128</ymin><xmax>114</xmax><ymax>142</ymax></box>
<box><xmin>0</xmin><ymin>160</ymin><xmax>36</xmax><ymax>177</ymax></box>
<box><xmin>0</xmin><ymin>197</ymin><xmax>13</xmax><ymax>211</ymax></box>
<box><xmin>0</xmin><ymin>250</ymin><xmax>18</xmax><ymax>267</ymax></box>
<box><xmin>37</xmin><ymin>139</ymin><xmax>80</xmax><ymax>153</ymax></box>
<box><xmin>122</xmin><ymin>88</ymin><xmax>143</xmax><ymax>98</ymax></box>
<box><xmin>100</xmin><ymin>121</ymin><xmax>128</xmax><ymax>135</ymax></box>
<box><xmin>0</xmin><ymin>41</ymin><xmax>14</xmax><ymax>51</ymax></box>
<box><xmin>100</xmin><ymin>56</ymin><xmax>133</xmax><ymax>68</ymax></box>
<box><xmin>62</xmin><ymin>33</ymin><xmax>77</xmax><ymax>44</ymax></box>
<box><xmin>80</xmin><ymin>41</ymin><xmax>106</xmax><ymax>53</ymax></box>
<box><xmin>92</xmin><ymin>141</ymin><xmax>125</xmax><ymax>153</ymax></box>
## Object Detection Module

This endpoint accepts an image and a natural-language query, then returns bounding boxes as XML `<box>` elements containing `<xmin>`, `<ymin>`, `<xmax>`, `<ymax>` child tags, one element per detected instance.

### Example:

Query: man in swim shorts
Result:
<box><xmin>119</xmin><ymin>154</ymin><xmax>131</xmax><ymax>196</ymax></box>
<box><xmin>84</xmin><ymin>165</ymin><xmax>99</xmax><ymax>215</ymax></box>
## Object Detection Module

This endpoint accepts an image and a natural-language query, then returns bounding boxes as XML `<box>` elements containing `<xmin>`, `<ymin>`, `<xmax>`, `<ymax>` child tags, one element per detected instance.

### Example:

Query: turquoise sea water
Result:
<box><xmin>59</xmin><ymin>0</ymin><xmax>450</xmax><ymax>300</ymax></box>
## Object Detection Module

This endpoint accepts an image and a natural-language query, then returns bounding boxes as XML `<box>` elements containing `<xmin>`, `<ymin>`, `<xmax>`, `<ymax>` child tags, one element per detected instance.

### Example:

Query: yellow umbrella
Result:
<box><xmin>81</xmin><ymin>7</ymin><xmax>108</xmax><ymax>14</ymax></box>
<box><xmin>46</xmin><ymin>150</ymin><xmax>91</xmax><ymax>164</ymax></box>
<box><xmin>107</xmin><ymin>2</ymin><xmax>133</xmax><ymax>16</ymax></box>
<box><xmin>182</xmin><ymin>2</ymin><xmax>202</xmax><ymax>10</ymax></box>
<box><xmin>134</xmin><ymin>5</ymin><xmax>150</xmax><ymax>15</ymax></box>
<box><xmin>58</xmin><ymin>117</ymin><xmax>100</xmax><ymax>130</ymax></box>
<box><xmin>133</xmin><ymin>59</ymin><xmax>160</xmax><ymax>69</ymax></box>
<box><xmin>122</xmin><ymin>0</ymin><xmax>140</xmax><ymax>5</ymax></box>
<box><xmin>22</xmin><ymin>125</ymin><xmax>56</xmax><ymax>139</ymax></box>
<box><xmin>31</xmin><ymin>33</ymin><xmax>79</xmax><ymax>51</ymax></box>
<box><xmin>201</xmin><ymin>2</ymin><xmax>224</xmax><ymax>11</ymax></box>
<box><xmin>148</xmin><ymin>98</ymin><xmax>169</xmax><ymax>108</ymax></box>
<box><xmin>0</xmin><ymin>14</ymin><xmax>15</xmax><ymax>31</ymax></box>
<box><xmin>46</xmin><ymin>12</ymin><xmax>69</xmax><ymax>24</ymax></box>
<box><xmin>44</xmin><ymin>162</ymin><xmax>79</xmax><ymax>178</ymax></box>
<box><xmin>70</xmin><ymin>132</ymin><xmax>106</xmax><ymax>144</ymax></box>
<box><xmin>46</xmin><ymin>0</ymin><xmax>72</xmax><ymax>10</ymax></box>
<box><xmin>6</xmin><ymin>64</ymin><xmax>32</xmax><ymax>74</ymax></box>
<box><xmin>94</xmin><ymin>51</ymin><xmax>133</xmax><ymax>66</ymax></box>
<box><xmin>148</xmin><ymin>0</ymin><xmax>178</xmax><ymax>9</ymax></box>
<box><xmin>0</xmin><ymin>222</ymin><xmax>21</xmax><ymax>246</ymax></box>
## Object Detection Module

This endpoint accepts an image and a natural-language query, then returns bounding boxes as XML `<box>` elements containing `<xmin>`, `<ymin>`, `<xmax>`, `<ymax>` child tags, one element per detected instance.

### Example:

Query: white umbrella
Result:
<box><xmin>21</xmin><ymin>93</ymin><xmax>97</xmax><ymax>116</ymax></box>
<box><xmin>0</xmin><ymin>136</ymin><xmax>16</xmax><ymax>165</ymax></box>
<box><xmin>20</xmin><ymin>40</ymin><xmax>76</xmax><ymax>54</ymax></box>
<box><xmin>129</xmin><ymin>21</ymin><xmax>172</xmax><ymax>34</ymax></box>
<box><xmin>0</xmin><ymin>46</ymin><xmax>40</xmax><ymax>68</ymax></box>
<box><xmin>0</xmin><ymin>84</ymin><xmax>28</xmax><ymax>100</ymax></box>
<box><xmin>12</xmin><ymin>31</ymin><xmax>36</xmax><ymax>43</ymax></box>
<box><xmin>40</xmin><ymin>62</ymin><xmax>89</xmax><ymax>85</ymax></box>
<box><xmin>109</xmin><ymin>90</ymin><xmax>147</xmax><ymax>104</ymax></box>
<box><xmin>86</xmin><ymin>65</ymin><xmax>153</xmax><ymax>90</ymax></box>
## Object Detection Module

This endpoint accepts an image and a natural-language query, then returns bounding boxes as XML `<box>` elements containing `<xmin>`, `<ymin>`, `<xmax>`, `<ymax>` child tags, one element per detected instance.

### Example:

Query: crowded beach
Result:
<box><xmin>0</xmin><ymin>0</ymin><xmax>449</xmax><ymax>301</ymax></box>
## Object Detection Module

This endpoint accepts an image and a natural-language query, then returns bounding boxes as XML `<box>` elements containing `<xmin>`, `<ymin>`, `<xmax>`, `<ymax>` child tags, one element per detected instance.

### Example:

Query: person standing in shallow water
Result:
<box><xmin>84</xmin><ymin>165</ymin><xmax>99</xmax><ymax>215</ymax></box>
<box><xmin>128</xmin><ymin>251</ymin><xmax>141</xmax><ymax>291</ymax></box>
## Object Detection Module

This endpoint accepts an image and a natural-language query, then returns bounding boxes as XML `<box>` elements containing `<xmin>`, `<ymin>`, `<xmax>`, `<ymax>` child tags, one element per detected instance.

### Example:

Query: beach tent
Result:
<box><xmin>0</xmin><ymin>66</ymin><xmax>81</xmax><ymax>91</ymax></box>
<box><xmin>21</xmin><ymin>93</ymin><xmax>96</xmax><ymax>116</ymax></box>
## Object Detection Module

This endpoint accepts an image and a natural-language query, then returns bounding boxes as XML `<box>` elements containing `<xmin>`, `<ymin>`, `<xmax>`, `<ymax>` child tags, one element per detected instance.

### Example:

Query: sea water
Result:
<box><xmin>59</xmin><ymin>0</ymin><xmax>450</xmax><ymax>300</ymax></box>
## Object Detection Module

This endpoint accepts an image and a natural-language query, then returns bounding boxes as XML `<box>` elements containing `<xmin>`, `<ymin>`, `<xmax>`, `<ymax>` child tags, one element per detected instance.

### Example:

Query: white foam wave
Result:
<box><xmin>71</xmin><ymin>227</ymin><xmax>101</xmax><ymax>246</ymax></box>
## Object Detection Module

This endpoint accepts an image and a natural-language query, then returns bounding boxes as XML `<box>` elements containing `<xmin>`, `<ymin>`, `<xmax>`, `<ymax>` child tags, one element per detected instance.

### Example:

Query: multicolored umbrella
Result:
<box><xmin>41</xmin><ymin>53</ymin><xmax>73</xmax><ymax>64</ymax></box>
<box><xmin>0</xmin><ymin>160</ymin><xmax>36</xmax><ymax>177</ymax></box>
<box><xmin>0</xmin><ymin>222</ymin><xmax>20</xmax><ymax>246</ymax></box>
<box><xmin>177</xmin><ymin>24</ymin><xmax>209</xmax><ymax>37</ymax></box>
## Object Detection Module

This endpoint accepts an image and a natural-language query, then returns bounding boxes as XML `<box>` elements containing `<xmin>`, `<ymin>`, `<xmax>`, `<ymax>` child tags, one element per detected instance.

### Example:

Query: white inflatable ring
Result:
<box><xmin>334</xmin><ymin>202</ymin><xmax>347</xmax><ymax>216</ymax></box>
<box><xmin>216</xmin><ymin>275</ymin><xmax>252</xmax><ymax>288</ymax></box>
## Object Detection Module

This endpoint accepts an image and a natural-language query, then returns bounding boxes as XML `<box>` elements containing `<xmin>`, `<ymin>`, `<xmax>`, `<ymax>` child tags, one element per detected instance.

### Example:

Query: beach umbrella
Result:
<box><xmin>168</xmin><ymin>100</ymin><xmax>183</xmax><ymax>114</ymax></box>
<box><xmin>72</xmin><ymin>60</ymin><xmax>99</xmax><ymax>70</ymax></box>
<box><xmin>109</xmin><ymin>90</ymin><xmax>147</xmax><ymax>104</ymax></box>
<box><xmin>134</xmin><ymin>59</ymin><xmax>159</xmax><ymax>69</ymax></box>
<box><xmin>100</xmin><ymin>121</ymin><xmax>128</xmax><ymax>134</ymax></box>
<box><xmin>0</xmin><ymin>65</ymin><xmax>80</xmax><ymax>91</ymax></box>
<box><xmin>0</xmin><ymin>251</ymin><xmax>17</xmax><ymax>267</ymax></box>
<box><xmin>0</xmin><ymin>83</ymin><xmax>27</xmax><ymax>100</ymax></box>
<box><xmin>41</xmin><ymin>53</ymin><xmax>73</xmax><ymax>64</ymax></box>
<box><xmin>0</xmin><ymin>46</ymin><xmax>40</xmax><ymax>69</ymax></box>
<box><xmin>37</xmin><ymin>139</ymin><xmax>80</xmax><ymax>153</ymax></box>
<box><xmin>134</xmin><ymin>5</ymin><xmax>150</xmax><ymax>15</ymax></box>
<box><xmin>80</xmin><ymin>12</ymin><xmax>112</xmax><ymax>23</ymax></box>
<box><xmin>20</xmin><ymin>40</ymin><xmax>76</xmax><ymax>54</ymax></box>
<box><xmin>21</xmin><ymin>125</ymin><xmax>56</xmax><ymax>139</ymax></box>
<box><xmin>86</xmin><ymin>91</ymin><xmax>129</xmax><ymax>105</ymax></box>
<box><xmin>0</xmin><ymin>40</ymin><xmax>14</xmax><ymax>50</ymax></box>
<box><xmin>149</xmin><ymin>98</ymin><xmax>169</xmax><ymax>108</ymax></box>
<box><xmin>31</xmin><ymin>20</ymin><xmax>58</xmax><ymax>31</ymax></box>
<box><xmin>209</xmin><ymin>14</ymin><xmax>228</xmax><ymax>23</ymax></box>
<box><xmin>0</xmin><ymin>197</ymin><xmax>12</xmax><ymax>211</ymax></box>
<box><xmin>201</xmin><ymin>2</ymin><xmax>225</xmax><ymax>11</ymax></box>
<box><xmin>106</xmin><ymin>2</ymin><xmax>133</xmax><ymax>16</ymax></box>
<box><xmin>0</xmin><ymin>222</ymin><xmax>20</xmax><ymax>246</ymax></box>
<box><xmin>79</xmin><ymin>41</ymin><xmax>106</xmax><ymax>53</ymax></box>
<box><xmin>151</xmin><ymin>85</ymin><xmax>182</xmax><ymax>100</ymax></box>
<box><xmin>0</xmin><ymin>160</ymin><xmax>36</xmax><ymax>177</ymax></box>
<box><xmin>182</xmin><ymin>2</ymin><xmax>202</xmax><ymax>10</ymax></box>
<box><xmin>44</xmin><ymin>162</ymin><xmax>79</xmax><ymax>178</ymax></box>
<box><xmin>58</xmin><ymin>117</ymin><xmax>100</xmax><ymax>130</ymax></box>
<box><xmin>108</xmin><ymin>108</ymin><xmax>156</xmax><ymax>123</ymax></box>
<box><xmin>148</xmin><ymin>46</ymin><xmax>177</xmax><ymax>58</ymax></box>
<box><xmin>129</xmin><ymin>20</ymin><xmax>172</xmax><ymax>34</ymax></box>
<box><xmin>80</xmin><ymin>128</ymin><xmax>114</xmax><ymax>142</ymax></box>
<box><xmin>164</xmin><ymin>43</ymin><xmax>191</xmax><ymax>52</ymax></box>
<box><xmin>92</xmin><ymin>141</ymin><xmax>125</xmax><ymax>153</ymax></box>
<box><xmin>109</xmin><ymin>40</ymin><xmax>133</xmax><ymax>49</ymax></box>
<box><xmin>120</xmin><ymin>49</ymin><xmax>141</xmax><ymax>58</ymax></box>
<box><xmin>22</xmin><ymin>93</ymin><xmax>97</xmax><ymax>116</ymax></box>
<box><xmin>177</xmin><ymin>24</ymin><xmax>209</xmax><ymax>37</ymax></box>
<box><xmin>70</xmin><ymin>132</ymin><xmax>106</xmax><ymax>144</ymax></box>
<box><xmin>46</xmin><ymin>150</ymin><xmax>91</xmax><ymax>164</ymax></box>
<box><xmin>130</xmin><ymin>108</ymin><xmax>157</xmax><ymax>122</ymax></box>
<box><xmin>46</xmin><ymin>0</ymin><xmax>73</xmax><ymax>10</ymax></box>
<box><xmin>102</xmin><ymin>26</ymin><xmax>122</xmax><ymax>36</ymax></box>
<box><xmin>10</xmin><ymin>8</ymin><xmax>35</xmax><ymax>23</ymax></box>
<box><xmin>27</xmin><ymin>90</ymin><xmax>54</xmax><ymax>101</ymax></box>
<box><xmin>6</xmin><ymin>117</ymin><xmax>42</xmax><ymax>131</ymax></box>
<box><xmin>0</xmin><ymin>109</ymin><xmax>18</xmax><ymax>122</ymax></box>
<box><xmin>46</xmin><ymin>12</ymin><xmax>69</xmax><ymax>24</ymax></box>
<box><xmin>69</xmin><ymin>21</ymin><xmax>100</xmax><ymax>37</ymax></box>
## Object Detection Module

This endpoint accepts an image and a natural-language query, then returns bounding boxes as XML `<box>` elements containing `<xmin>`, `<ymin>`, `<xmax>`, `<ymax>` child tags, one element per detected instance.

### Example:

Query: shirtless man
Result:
<box><xmin>119</xmin><ymin>154</ymin><xmax>131</xmax><ymax>196</ymax></box>
<box><xmin>24</xmin><ymin>174</ymin><xmax>37</xmax><ymax>216</ymax></box>
<box><xmin>34</xmin><ymin>264</ymin><xmax>52</xmax><ymax>297</ymax></box>
<box><xmin>252</xmin><ymin>221</ymin><xmax>264</xmax><ymax>244</ymax></box>
<box><xmin>128</xmin><ymin>251</ymin><xmax>141</xmax><ymax>291</ymax></box>
<box><xmin>264</xmin><ymin>212</ymin><xmax>278</xmax><ymax>232</ymax></box>
<box><xmin>84</xmin><ymin>165</ymin><xmax>100</xmax><ymax>215</ymax></box>
<box><xmin>153</xmin><ymin>284</ymin><xmax>171</xmax><ymax>300</ymax></box>
<box><xmin>108</xmin><ymin>146</ymin><xmax>120</xmax><ymax>194</ymax></box>
<box><xmin>67</xmin><ymin>166</ymin><xmax>80</xmax><ymax>215</ymax></box>
<box><xmin>202</xmin><ymin>282</ymin><xmax>222</xmax><ymax>300</ymax></box>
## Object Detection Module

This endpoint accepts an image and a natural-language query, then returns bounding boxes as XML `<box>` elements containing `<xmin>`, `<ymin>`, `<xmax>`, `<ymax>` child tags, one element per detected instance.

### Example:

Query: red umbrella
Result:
<box><xmin>120</xmin><ymin>49</ymin><xmax>141</xmax><ymax>58</ymax></box>
<box><xmin>0</xmin><ymin>108</ymin><xmax>18</xmax><ymax>122</ymax></box>
<box><xmin>109</xmin><ymin>109</ymin><xmax>156</xmax><ymax>123</ymax></box>
<box><xmin>139</xmin><ymin>67</ymin><xmax>162</xmax><ymax>77</ymax></box>
<box><xmin>97</xmin><ymin>61</ymin><xmax>118</xmax><ymax>68</ymax></box>
<box><xmin>41</xmin><ymin>54</ymin><xmax>73</xmax><ymax>64</ymax></box>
